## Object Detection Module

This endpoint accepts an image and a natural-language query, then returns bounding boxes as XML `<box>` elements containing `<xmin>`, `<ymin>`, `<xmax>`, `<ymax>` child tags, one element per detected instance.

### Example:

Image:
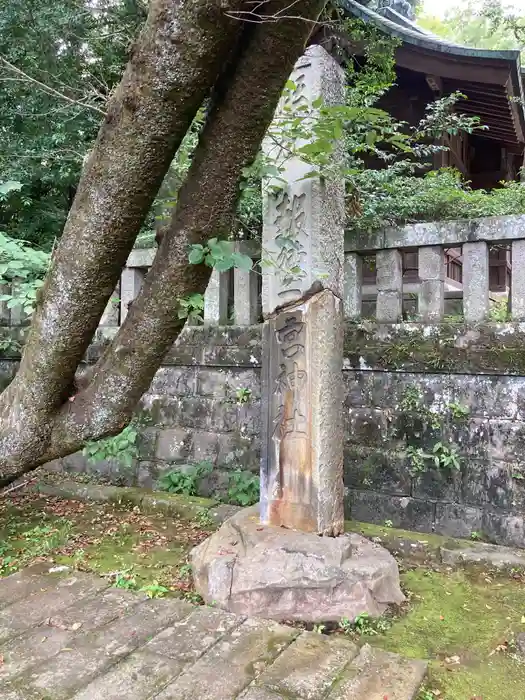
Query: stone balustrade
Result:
<box><xmin>96</xmin><ymin>213</ymin><xmax>525</xmax><ymax>332</ymax></box>
<box><xmin>345</xmin><ymin>215</ymin><xmax>525</xmax><ymax>324</ymax></box>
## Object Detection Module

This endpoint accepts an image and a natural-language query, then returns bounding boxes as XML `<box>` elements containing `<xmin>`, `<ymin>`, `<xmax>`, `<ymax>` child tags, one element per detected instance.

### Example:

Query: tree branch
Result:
<box><xmin>0</xmin><ymin>55</ymin><xmax>106</xmax><ymax>116</ymax></box>
<box><xmin>0</xmin><ymin>0</ymin><xmax>248</xmax><ymax>480</ymax></box>
<box><xmin>45</xmin><ymin>0</ymin><xmax>328</xmax><ymax>459</ymax></box>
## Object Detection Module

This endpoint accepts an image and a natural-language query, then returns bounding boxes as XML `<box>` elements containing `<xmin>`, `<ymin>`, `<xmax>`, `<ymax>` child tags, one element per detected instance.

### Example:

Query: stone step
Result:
<box><xmin>325</xmin><ymin>643</ymin><xmax>428</xmax><ymax>700</ymax></box>
<box><xmin>0</xmin><ymin>568</ymin><xmax>427</xmax><ymax>700</ymax></box>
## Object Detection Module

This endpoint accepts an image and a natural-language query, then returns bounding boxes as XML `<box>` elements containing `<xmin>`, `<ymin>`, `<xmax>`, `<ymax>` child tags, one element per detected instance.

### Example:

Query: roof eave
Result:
<box><xmin>341</xmin><ymin>0</ymin><xmax>525</xmax><ymax>146</ymax></box>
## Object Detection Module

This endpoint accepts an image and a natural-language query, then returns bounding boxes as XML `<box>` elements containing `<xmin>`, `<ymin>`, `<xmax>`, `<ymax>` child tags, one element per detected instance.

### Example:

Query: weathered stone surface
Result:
<box><xmin>0</xmin><ymin>571</ymin><xmax>108</xmax><ymax>643</ymax></box>
<box><xmin>344</xmin><ymin>252</ymin><xmax>362</xmax><ymax>320</ymax></box>
<box><xmin>440</xmin><ymin>540</ymin><xmax>525</xmax><ymax>569</ymax></box>
<box><xmin>120</xmin><ymin>266</ymin><xmax>144</xmax><ymax>323</ymax></box>
<box><xmin>155</xmin><ymin>427</ymin><xmax>194</xmax><ymax>460</ymax></box>
<box><xmin>238</xmin><ymin>689</ymin><xmax>285</xmax><ymax>700</ymax></box>
<box><xmin>208</xmin><ymin>503</ymin><xmax>243</xmax><ymax>524</ymax></box>
<box><xmin>146</xmin><ymin>606</ymin><xmax>242</xmax><ymax>661</ymax></box>
<box><xmin>0</xmin><ymin>562</ymin><xmax>62</xmax><ymax>608</ymax></box>
<box><xmin>0</xmin><ymin>568</ymin><xmax>428</xmax><ymax>700</ymax></box>
<box><xmin>511</xmin><ymin>239</ymin><xmax>525</xmax><ymax>320</ymax></box>
<box><xmin>343</xmin><ymin>322</ymin><xmax>525</xmax><ymax>375</ymax></box>
<box><xmin>262</xmin><ymin>45</ymin><xmax>345</xmax><ymax>314</ymax></box>
<box><xmin>261</xmin><ymin>290</ymin><xmax>344</xmax><ymax>535</ymax></box>
<box><xmin>48</xmin><ymin>586</ymin><xmax>143</xmax><ymax>631</ymax></box>
<box><xmin>434</xmin><ymin>503</ymin><xmax>483</xmax><ymax>540</ymax></box>
<box><xmin>21</xmin><ymin>598</ymin><xmax>192</xmax><ymax>700</ymax></box>
<box><xmin>376</xmin><ymin>249</ymin><xmax>403</xmax><ymax>323</ymax></box>
<box><xmin>254</xmin><ymin>631</ymin><xmax>359</xmax><ymax>700</ymax></box>
<box><xmin>126</xmin><ymin>247</ymin><xmax>155</xmax><ymax>268</ymax></box>
<box><xmin>204</xmin><ymin>268</ymin><xmax>229</xmax><ymax>325</ymax></box>
<box><xmin>482</xmin><ymin>510</ymin><xmax>525</xmax><ymax>548</ymax></box>
<box><xmin>71</xmin><ymin>650</ymin><xmax>183</xmax><ymax>700</ymax></box>
<box><xmin>418</xmin><ymin>246</ymin><xmax>445</xmax><ymax>322</ymax></box>
<box><xmin>345</xmin><ymin>213</ymin><xmax>525</xmax><ymax>252</ymax></box>
<box><xmin>0</xmin><ymin>626</ymin><xmax>75</xmax><ymax>680</ymax></box>
<box><xmin>516</xmin><ymin>631</ymin><xmax>525</xmax><ymax>655</ymax></box>
<box><xmin>36</xmin><ymin>480</ymin><xmax>124</xmax><ymax>503</ymax></box>
<box><xmin>191</xmin><ymin>506</ymin><xmax>404</xmax><ymax>622</ymax></box>
<box><xmin>325</xmin><ymin>643</ymin><xmax>427</xmax><ymax>700</ymax></box>
<box><xmin>140</xmin><ymin>491</ymin><xmax>216</xmax><ymax>519</ymax></box>
<box><xmin>347</xmin><ymin>491</ymin><xmax>435</xmax><ymax>534</ymax></box>
<box><xmin>154</xmin><ymin>618</ymin><xmax>298</xmax><ymax>700</ymax></box>
<box><xmin>149</xmin><ymin>366</ymin><xmax>196</xmax><ymax>396</ymax></box>
<box><xmin>234</xmin><ymin>264</ymin><xmax>259</xmax><ymax>325</ymax></box>
<box><xmin>463</xmin><ymin>241</ymin><xmax>489</xmax><ymax>323</ymax></box>
<box><xmin>0</xmin><ymin>589</ymin><xmax>143</xmax><ymax>680</ymax></box>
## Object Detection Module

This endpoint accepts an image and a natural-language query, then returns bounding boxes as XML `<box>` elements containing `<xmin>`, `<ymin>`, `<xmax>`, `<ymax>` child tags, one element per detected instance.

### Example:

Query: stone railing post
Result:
<box><xmin>100</xmin><ymin>283</ymin><xmax>120</xmax><ymax>327</ymax></box>
<box><xmin>418</xmin><ymin>246</ymin><xmax>445</xmax><ymax>321</ymax></box>
<box><xmin>344</xmin><ymin>252</ymin><xmax>362</xmax><ymax>320</ymax></box>
<box><xmin>120</xmin><ymin>267</ymin><xmax>145</xmax><ymax>323</ymax></box>
<box><xmin>376</xmin><ymin>249</ymin><xmax>403</xmax><ymax>322</ymax></box>
<box><xmin>511</xmin><ymin>239</ymin><xmax>525</xmax><ymax>320</ymax></box>
<box><xmin>9</xmin><ymin>279</ymin><xmax>25</xmax><ymax>327</ymax></box>
<box><xmin>0</xmin><ymin>283</ymin><xmax>10</xmax><ymax>326</ymax></box>
<box><xmin>233</xmin><ymin>244</ymin><xmax>258</xmax><ymax>325</ymax></box>
<box><xmin>204</xmin><ymin>268</ymin><xmax>229</xmax><ymax>325</ymax></box>
<box><xmin>260</xmin><ymin>45</ymin><xmax>346</xmax><ymax>535</ymax></box>
<box><xmin>463</xmin><ymin>241</ymin><xmax>489</xmax><ymax>323</ymax></box>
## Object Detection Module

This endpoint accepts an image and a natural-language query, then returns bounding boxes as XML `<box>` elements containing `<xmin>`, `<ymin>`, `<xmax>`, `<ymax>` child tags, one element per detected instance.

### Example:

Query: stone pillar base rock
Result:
<box><xmin>191</xmin><ymin>506</ymin><xmax>405</xmax><ymax>623</ymax></box>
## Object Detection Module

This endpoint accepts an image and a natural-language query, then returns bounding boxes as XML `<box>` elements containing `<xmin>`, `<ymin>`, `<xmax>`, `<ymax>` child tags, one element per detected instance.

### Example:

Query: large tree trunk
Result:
<box><xmin>0</xmin><ymin>0</ymin><xmax>327</xmax><ymax>484</ymax></box>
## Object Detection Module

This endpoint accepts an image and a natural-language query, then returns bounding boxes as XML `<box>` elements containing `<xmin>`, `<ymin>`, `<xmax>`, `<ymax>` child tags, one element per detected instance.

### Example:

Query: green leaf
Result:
<box><xmin>213</xmin><ymin>257</ymin><xmax>234</xmax><ymax>272</ymax></box>
<box><xmin>231</xmin><ymin>253</ymin><xmax>253</xmax><ymax>271</ymax></box>
<box><xmin>188</xmin><ymin>246</ymin><xmax>205</xmax><ymax>265</ymax></box>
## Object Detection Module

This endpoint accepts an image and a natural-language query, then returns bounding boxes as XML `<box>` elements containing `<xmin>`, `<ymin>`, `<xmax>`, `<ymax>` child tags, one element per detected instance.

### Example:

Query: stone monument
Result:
<box><xmin>192</xmin><ymin>45</ymin><xmax>405</xmax><ymax>622</ymax></box>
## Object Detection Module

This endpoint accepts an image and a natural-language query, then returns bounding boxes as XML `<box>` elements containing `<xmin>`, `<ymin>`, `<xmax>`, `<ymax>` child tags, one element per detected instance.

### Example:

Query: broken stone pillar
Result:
<box><xmin>204</xmin><ymin>268</ymin><xmax>229</xmax><ymax>325</ymax></box>
<box><xmin>260</xmin><ymin>45</ymin><xmax>345</xmax><ymax>536</ymax></box>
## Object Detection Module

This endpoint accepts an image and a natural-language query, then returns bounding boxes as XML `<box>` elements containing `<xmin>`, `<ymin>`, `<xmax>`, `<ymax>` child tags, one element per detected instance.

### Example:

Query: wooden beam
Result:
<box><xmin>505</xmin><ymin>76</ymin><xmax>525</xmax><ymax>143</ymax></box>
<box><xmin>396</xmin><ymin>46</ymin><xmax>511</xmax><ymax>85</ymax></box>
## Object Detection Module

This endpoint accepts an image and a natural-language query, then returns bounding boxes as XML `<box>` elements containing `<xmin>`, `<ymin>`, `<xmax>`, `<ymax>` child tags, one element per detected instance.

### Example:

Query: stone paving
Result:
<box><xmin>0</xmin><ymin>563</ymin><xmax>427</xmax><ymax>699</ymax></box>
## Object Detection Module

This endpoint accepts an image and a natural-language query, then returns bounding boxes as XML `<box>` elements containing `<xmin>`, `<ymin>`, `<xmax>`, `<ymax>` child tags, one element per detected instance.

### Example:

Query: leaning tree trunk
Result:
<box><xmin>0</xmin><ymin>0</ymin><xmax>327</xmax><ymax>484</ymax></box>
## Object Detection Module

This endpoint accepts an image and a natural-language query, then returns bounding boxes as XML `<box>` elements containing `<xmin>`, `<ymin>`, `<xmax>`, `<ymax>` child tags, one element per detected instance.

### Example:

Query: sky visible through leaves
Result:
<box><xmin>423</xmin><ymin>0</ymin><xmax>525</xmax><ymax>17</ymax></box>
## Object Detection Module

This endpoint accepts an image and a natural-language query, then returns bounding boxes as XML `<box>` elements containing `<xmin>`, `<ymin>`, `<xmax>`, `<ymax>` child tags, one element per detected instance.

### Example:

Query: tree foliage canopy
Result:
<box><xmin>418</xmin><ymin>0</ymin><xmax>525</xmax><ymax>55</ymax></box>
<box><xmin>0</xmin><ymin>0</ymin><xmax>145</xmax><ymax>248</ymax></box>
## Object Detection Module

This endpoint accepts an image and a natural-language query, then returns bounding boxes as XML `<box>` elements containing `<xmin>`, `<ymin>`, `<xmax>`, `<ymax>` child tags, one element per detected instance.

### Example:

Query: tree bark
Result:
<box><xmin>0</xmin><ymin>0</ymin><xmax>246</xmax><ymax>477</ymax></box>
<box><xmin>0</xmin><ymin>0</ymin><xmax>327</xmax><ymax>484</ymax></box>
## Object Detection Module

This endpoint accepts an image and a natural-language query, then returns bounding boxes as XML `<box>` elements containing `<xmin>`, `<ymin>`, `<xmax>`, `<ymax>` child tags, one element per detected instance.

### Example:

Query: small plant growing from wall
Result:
<box><xmin>158</xmin><ymin>461</ymin><xmax>213</xmax><ymax>497</ymax></box>
<box><xmin>400</xmin><ymin>387</ymin><xmax>467</xmax><ymax>476</ymax></box>
<box><xmin>227</xmin><ymin>469</ymin><xmax>260</xmax><ymax>506</ymax></box>
<box><xmin>82</xmin><ymin>412</ymin><xmax>151</xmax><ymax>468</ymax></box>
<box><xmin>83</xmin><ymin>423</ymin><xmax>139</xmax><ymax>467</ymax></box>
<box><xmin>235</xmin><ymin>387</ymin><xmax>252</xmax><ymax>405</ymax></box>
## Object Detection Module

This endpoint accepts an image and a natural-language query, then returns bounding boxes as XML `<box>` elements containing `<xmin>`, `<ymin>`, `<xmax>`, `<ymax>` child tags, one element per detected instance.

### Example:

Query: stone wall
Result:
<box><xmin>59</xmin><ymin>327</ymin><xmax>261</xmax><ymax>497</ymax></box>
<box><xmin>3</xmin><ymin>322</ymin><xmax>525</xmax><ymax>547</ymax></box>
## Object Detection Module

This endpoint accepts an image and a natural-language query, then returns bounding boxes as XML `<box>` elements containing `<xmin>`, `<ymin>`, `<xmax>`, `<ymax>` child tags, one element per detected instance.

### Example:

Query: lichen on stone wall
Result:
<box><xmin>344</xmin><ymin>321</ymin><xmax>525</xmax><ymax>374</ymax></box>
